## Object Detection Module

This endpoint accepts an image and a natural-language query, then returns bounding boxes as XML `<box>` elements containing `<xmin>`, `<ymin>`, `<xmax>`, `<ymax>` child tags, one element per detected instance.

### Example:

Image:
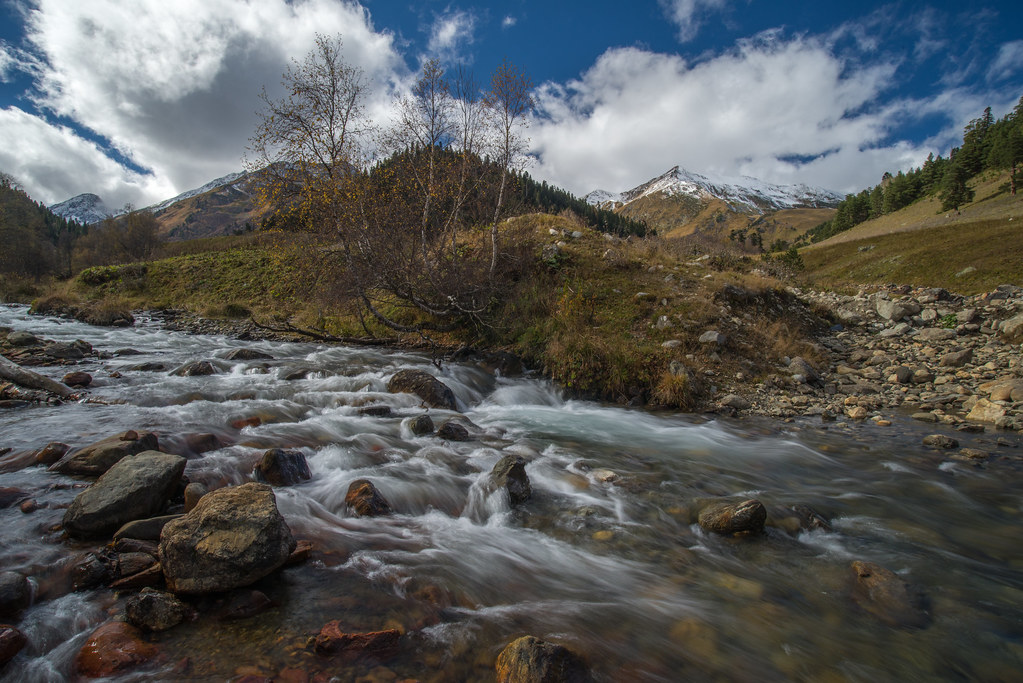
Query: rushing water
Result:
<box><xmin>1</xmin><ymin>304</ymin><xmax>1022</xmax><ymax>682</ymax></box>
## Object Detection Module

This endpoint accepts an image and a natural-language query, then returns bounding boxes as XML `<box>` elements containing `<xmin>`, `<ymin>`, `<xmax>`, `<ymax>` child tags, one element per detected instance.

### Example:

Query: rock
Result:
<box><xmin>386</xmin><ymin>369</ymin><xmax>457</xmax><ymax>410</ymax></box>
<box><xmin>159</xmin><ymin>482</ymin><xmax>296</xmax><ymax>595</ymax></box>
<box><xmin>128</xmin><ymin>362</ymin><xmax>169</xmax><ymax>372</ymax></box>
<box><xmin>73</xmin><ymin>622</ymin><xmax>158</xmax><ymax>678</ymax></box>
<box><xmin>254</xmin><ymin>448</ymin><xmax>311</xmax><ymax>487</ymax></box>
<box><xmin>286</xmin><ymin>539</ymin><xmax>314</xmax><ymax>567</ymax></box>
<box><xmin>358</xmin><ymin>405</ymin><xmax>392</xmax><ymax>417</ymax></box>
<box><xmin>698</xmin><ymin>499</ymin><xmax>766</xmax><ymax>535</ymax></box>
<box><xmin>183</xmin><ymin>433</ymin><xmax>223</xmax><ymax>455</ymax></box>
<box><xmin>7</xmin><ymin>331</ymin><xmax>39</xmax><ymax>346</ymax></box>
<box><xmin>51</xmin><ymin>430</ymin><xmax>160</xmax><ymax>476</ymax></box>
<box><xmin>62</xmin><ymin>451</ymin><xmax>186</xmax><ymax>539</ymax></box>
<box><xmin>850</xmin><ymin>561</ymin><xmax>930</xmax><ymax>629</ymax></box>
<box><xmin>125</xmin><ymin>588</ymin><xmax>193</xmax><ymax>632</ymax></box>
<box><xmin>409</xmin><ymin>414</ymin><xmax>434</xmax><ymax>436</ymax></box>
<box><xmin>922</xmin><ymin>434</ymin><xmax>958</xmax><ymax>449</ymax></box>
<box><xmin>718</xmin><ymin>394</ymin><xmax>750</xmax><ymax>411</ymax></box>
<box><xmin>171</xmin><ymin>360</ymin><xmax>217</xmax><ymax>377</ymax></box>
<box><xmin>846</xmin><ymin>406</ymin><xmax>868</xmax><ymax>420</ymax></box>
<box><xmin>876</xmin><ymin>299</ymin><xmax>918</xmax><ymax>321</ymax></box>
<box><xmin>436</xmin><ymin>420</ymin><xmax>470</xmax><ymax>441</ymax></box>
<box><xmin>314</xmin><ymin>623</ymin><xmax>401</xmax><ymax>662</ymax></box>
<box><xmin>32</xmin><ymin>441</ymin><xmax>70</xmax><ymax>465</ymax></box>
<box><xmin>791</xmin><ymin>505</ymin><xmax>831</xmax><ymax>532</ymax></box>
<box><xmin>113</xmin><ymin>514</ymin><xmax>184</xmax><ymax>542</ymax></box>
<box><xmin>788</xmin><ymin>357</ymin><xmax>820</xmax><ymax>384</ymax></box>
<box><xmin>0</xmin><ymin>487</ymin><xmax>29</xmax><ymax>509</ymax></box>
<box><xmin>999</xmin><ymin>313</ymin><xmax>1023</xmax><ymax>342</ymax></box>
<box><xmin>986</xmin><ymin>379</ymin><xmax>1023</xmax><ymax>402</ymax></box>
<box><xmin>939</xmin><ymin>349</ymin><xmax>973</xmax><ymax>367</ymax></box>
<box><xmin>62</xmin><ymin>371</ymin><xmax>92</xmax><ymax>388</ymax></box>
<box><xmin>0</xmin><ymin>625</ymin><xmax>27</xmax><ymax>669</ymax></box>
<box><xmin>224</xmin><ymin>348</ymin><xmax>274</xmax><ymax>361</ymax></box>
<box><xmin>0</xmin><ymin>572</ymin><xmax>31</xmax><ymax>618</ymax></box>
<box><xmin>494</xmin><ymin>635</ymin><xmax>590</xmax><ymax>683</ymax></box>
<box><xmin>911</xmin><ymin>369</ymin><xmax>935</xmax><ymax>384</ymax></box>
<box><xmin>43</xmin><ymin>341</ymin><xmax>85</xmax><ymax>359</ymax></box>
<box><xmin>345</xmin><ymin>480</ymin><xmax>392</xmax><ymax>517</ymax></box>
<box><xmin>967</xmin><ymin>398</ymin><xmax>1007</xmax><ymax>424</ymax></box>
<box><xmin>916</xmin><ymin>328</ymin><xmax>956</xmax><ymax>342</ymax></box>
<box><xmin>184</xmin><ymin>482</ymin><xmax>207</xmax><ymax>512</ymax></box>
<box><xmin>217</xmin><ymin>589</ymin><xmax>273</xmax><ymax>621</ymax></box>
<box><xmin>72</xmin><ymin>550</ymin><xmax>118</xmax><ymax>590</ymax></box>
<box><xmin>912</xmin><ymin>412</ymin><xmax>938</xmax><ymax>423</ymax></box>
<box><xmin>698</xmin><ymin>330</ymin><xmax>725</xmax><ymax>346</ymax></box>
<box><xmin>491</xmin><ymin>455</ymin><xmax>532</xmax><ymax>505</ymax></box>
<box><xmin>890</xmin><ymin>366</ymin><xmax>913</xmax><ymax>384</ymax></box>
<box><xmin>109</xmin><ymin>564</ymin><xmax>164</xmax><ymax>590</ymax></box>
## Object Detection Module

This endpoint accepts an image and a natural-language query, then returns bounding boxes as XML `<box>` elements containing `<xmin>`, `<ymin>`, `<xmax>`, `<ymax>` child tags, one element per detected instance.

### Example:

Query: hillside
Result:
<box><xmin>150</xmin><ymin>172</ymin><xmax>262</xmax><ymax>240</ymax></box>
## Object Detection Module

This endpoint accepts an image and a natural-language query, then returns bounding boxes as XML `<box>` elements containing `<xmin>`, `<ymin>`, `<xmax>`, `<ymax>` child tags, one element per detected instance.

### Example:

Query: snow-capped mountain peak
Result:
<box><xmin>148</xmin><ymin>171</ymin><xmax>247</xmax><ymax>213</ymax></box>
<box><xmin>48</xmin><ymin>193</ymin><xmax>116</xmax><ymax>225</ymax></box>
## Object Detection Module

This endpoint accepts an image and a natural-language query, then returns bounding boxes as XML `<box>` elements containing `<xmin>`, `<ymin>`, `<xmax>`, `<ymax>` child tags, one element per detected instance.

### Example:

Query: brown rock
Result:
<box><xmin>109</xmin><ymin>564</ymin><xmax>164</xmax><ymax>590</ymax></box>
<box><xmin>967</xmin><ymin>398</ymin><xmax>1006</xmax><ymax>424</ymax></box>
<box><xmin>939</xmin><ymin>349</ymin><xmax>973</xmax><ymax>368</ymax></box>
<box><xmin>50</xmin><ymin>430</ymin><xmax>160</xmax><ymax>476</ymax></box>
<box><xmin>386</xmin><ymin>369</ymin><xmax>457</xmax><ymax>410</ymax></box>
<box><xmin>62</xmin><ymin>371</ymin><xmax>92</xmax><ymax>388</ymax></box>
<box><xmin>850</xmin><ymin>561</ymin><xmax>930</xmax><ymax>629</ymax></box>
<box><xmin>698</xmin><ymin>499</ymin><xmax>766</xmax><ymax>535</ymax></box>
<box><xmin>436</xmin><ymin>420</ymin><xmax>470</xmax><ymax>441</ymax></box>
<box><xmin>0</xmin><ymin>625</ymin><xmax>27</xmax><ymax>668</ymax></box>
<box><xmin>491</xmin><ymin>455</ymin><xmax>532</xmax><ymax>505</ymax></box>
<box><xmin>183</xmin><ymin>482</ymin><xmax>207</xmax><ymax>513</ymax></box>
<box><xmin>73</xmin><ymin>622</ymin><xmax>158</xmax><ymax>678</ymax></box>
<box><xmin>494</xmin><ymin>635</ymin><xmax>590</xmax><ymax>683</ymax></box>
<box><xmin>32</xmin><ymin>441</ymin><xmax>70</xmax><ymax>465</ymax></box>
<box><xmin>314</xmin><ymin>623</ymin><xmax>401</xmax><ymax>662</ymax></box>
<box><xmin>217</xmin><ymin>589</ymin><xmax>273</xmax><ymax>621</ymax></box>
<box><xmin>254</xmin><ymin>448</ymin><xmax>311</xmax><ymax>487</ymax></box>
<box><xmin>922</xmin><ymin>434</ymin><xmax>958</xmax><ymax>449</ymax></box>
<box><xmin>0</xmin><ymin>487</ymin><xmax>29</xmax><ymax>509</ymax></box>
<box><xmin>345</xmin><ymin>480</ymin><xmax>392</xmax><ymax>517</ymax></box>
<box><xmin>125</xmin><ymin>588</ymin><xmax>192</xmax><ymax>632</ymax></box>
<box><xmin>286</xmin><ymin>539</ymin><xmax>315</xmax><ymax>566</ymax></box>
<box><xmin>183</xmin><ymin>432</ymin><xmax>223</xmax><ymax>455</ymax></box>
<box><xmin>408</xmin><ymin>414</ymin><xmax>434</xmax><ymax>435</ymax></box>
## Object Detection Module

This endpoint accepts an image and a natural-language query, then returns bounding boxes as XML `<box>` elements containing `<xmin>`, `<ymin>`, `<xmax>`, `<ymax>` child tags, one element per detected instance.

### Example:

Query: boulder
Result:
<box><xmin>409</xmin><ymin>414</ymin><xmax>434</xmax><ymax>436</ymax></box>
<box><xmin>916</xmin><ymin>328</ymin><xmax>956</xmax><ymax>342</ymax></box>
<box><xmin>386</xmin><ymin>369</ymin><xmax>457</xmax><ymax>410</ymax></box>
<box><xmin>159</xmin><ymin>482</ymin><xmax>296</xmax><ymax>594</ymax></box>
<box><xmin>63</xmin><ymin>451</ymin><xmax>186</xmax><ymax>539</ymax></box>
<box><xmin>698</xmin><ymin>330</ymin><xmax>725</xmax><ymax>346</ymax></box>
<box><xmin>788</xmin><ymin>357</ymin><xmax>820</xmax><ymax>384</ymax></box>
<box><xmin>850</xmin><ymin>561</ymin><xmax>930</xmax><ymax>629</ymax></box>
<box><xmin>999</xmin><ymin>313</ymin><xmax>1023</xmax><ymax>342</ymax></box>
<box><xmin>698</xmin><ymin>499</ymin><xmax>766</xmax><ymax>535</ymax></box>
<box><xmin>73</xmin><ymin>622</ymin><xmax>158</xmax><ymax>678</ymax></box>
<box><xmin>184</xmin><ymin>482</ymin><xmax>208</xmax><ymax>512</ymax></box>
<box><xmin>51</xmin><ymin>430</ymin><xmax>160</xmax><ymax>476</ymax></box>
<box><xmin>125</xmin><ymin>588</ymin><xmax>193</xmax><ymax>632</ymax></box>
<box><xmin>62</xmin><ymin>371</ymin><xmax>92</xmax><ymax>388</ymax></box>
<box><xmin>0</xmin><ymin>572</ymin><xmax>30</xmax><ymax>618</ymax></box>
<box><xmin>113</xmin><ymin>514</ymin><xmax>184</xmax><ymax>542</ymax></box>
<box><xmin>0</xmin><ymin>626</ymin><xmax>27</xmax><ymax>669</ymax></box>
<box><xmin>314</xmin><ymin>622</ymin><xmax>401</xmax><ymax>662</ymax></box>
<box><xmin>254</xmin><ymin>448</ymin><xmax>311</xmax><ymax>487</ymax></box>
<box><xmin>494</xmin><ymin>635</ymin><xmax>590</xmax><ymax>683</ymax></box>
<box><xmin>939</xmin><ymin>349</ymin><xmax>973</xmax><ymax>367</ymax></box>
<box><xmin>32</xmin><ymin>441</ymin><xmax>70</xmax><ymax>466</ymax></box>
<box><xmin>967</xmin><ymin>398</ymin><xmax>1007</xmax><ymax>424</ymax></box>
<box><xmin>345</xmin><ymin>479</ymin><xmax>392</xmax><ymax>517</ymax></box>
<box><xmin>224</xmin><ymin>348</ymin><xmax>274</xmax><ymax>361</ymax></box>
<box><xmin>43</xmin><ymin>341</ymin><xmax>86</xmax><ymax>360</ymax></box>
<box><xmin>171</xmin><ymin>360</ymin><xmax>217</xmax><ymax>377</ymax></box>
<box><xmin>875</xmin><ymin>299</ymin><xmax>920</xmax><ymax>321</ymax></box>
<box><xmin>922</xmin><ymin>434</ymin><xmax>959</xmax><ymax>449</ymax></box>
<box><xmin>6</xmin><ymin>331</ymin><xmax>39</xmax><ymax>346</ymax></box>
<box><xmin>491</xmin><ymin>455</ymin><xmax>532</xmax><ymax>505</ymax></box>
<box><xmin>183</xmin><ymin>433</ymin><xmax>223</xmax><ymax>455</ymax></box>
<box><xmin>437</xmin><ymin>420</ymin><xmax>470</xmax><ymax>441</ymax></box>
<box><xmin>985</xmin><ymin>379</ymin><xmax>1023</xmax><ymax>402</ymax></box>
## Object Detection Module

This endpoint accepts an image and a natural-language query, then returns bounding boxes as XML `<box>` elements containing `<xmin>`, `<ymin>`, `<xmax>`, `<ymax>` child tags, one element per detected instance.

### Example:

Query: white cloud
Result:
<box><xmin>659</xmin><ymin>0</ymin><xmax>729</xmax><ymax>43</ymax></box>
<box><xmin>502</xmin><ymin>16</ymin><xmax>517</xmax><ymax>29</ymax></box>
<box><xmin>5</xmin><ymin>0</ymin><xmax>406</xmax><ymax>206</ymax></box>
<box><xmin>988</xmin><ymin>40</ymin><xmax>1023</xmax><ymax>83</ymax></box>
<box><xmin>529</xmin><ymin>36</ymin><xmax>934</xmax><ymax>196</ymax></box>
<box><xmin>426</xmin><ymin>10</ymin><xmax>475</xmax><ymax>62</ymax></box>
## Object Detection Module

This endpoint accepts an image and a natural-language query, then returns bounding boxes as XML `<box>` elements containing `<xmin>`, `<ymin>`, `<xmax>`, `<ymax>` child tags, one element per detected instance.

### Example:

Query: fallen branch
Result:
<box><xmin>0</xmin><ymin>354</ymin><xmax>77</xmax><ymax>399</ymax></box>
<box><xmin>250</xmin><ymin>317</ymin><xmax>398</xmax><ymax>346</ymax></box>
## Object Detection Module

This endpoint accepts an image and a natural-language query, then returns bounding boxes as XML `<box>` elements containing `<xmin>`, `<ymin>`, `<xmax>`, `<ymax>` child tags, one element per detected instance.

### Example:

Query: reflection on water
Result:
<box><xmin>1</xmin><ymin>304</ymin><xmax>1022</xmax><ymax>682</ymax></box>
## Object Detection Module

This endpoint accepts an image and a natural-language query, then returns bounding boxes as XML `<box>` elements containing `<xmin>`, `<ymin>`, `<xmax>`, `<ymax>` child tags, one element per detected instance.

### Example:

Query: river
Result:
<box><xmin>0</xmin><ymin>304</ymin><xmax>1021</xmax><ymax>682</ymax></box>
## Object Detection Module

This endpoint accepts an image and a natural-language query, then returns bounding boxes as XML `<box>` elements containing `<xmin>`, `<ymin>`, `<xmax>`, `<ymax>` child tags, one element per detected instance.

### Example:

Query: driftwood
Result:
<box><xmin>0</xmin><ymin>354</ymin><xmax>77</xmax><ymax>399</ymax></box>
<box><xmin>250</xmin><ymin>317</ymin><xmax>398</xmax><ymax>346</ymax></box>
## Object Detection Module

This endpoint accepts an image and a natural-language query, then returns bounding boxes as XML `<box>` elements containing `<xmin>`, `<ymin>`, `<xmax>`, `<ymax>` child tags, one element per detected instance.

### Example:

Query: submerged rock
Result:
<box><xmin>790</xmin><ymin>505</ymin><xmax>832</xmax><ymax>532</ymax></box>
<box><xmin>494</xmin><ymin>635</ymin><xmax>591</xmax><ymax>683</ymax></box>
<box><xmin>62</xmin><ymin>451</ymin><xmax>186</xmax><ymax>539</ymax></box>
<box><xmin>409</xmin><ymin>414</ymin><xmax>434</xmax><ymax>436</ymax></box>
<box><xmin>345</xmin><ymin>479</ymin><xmax>392</xmax><ymax>517</ymax></box>
<box><xmin>254</xmin><ymin>448</ymin><xmax>311</xmax><ymax>487</ymax></box>
<box><xmin>224</xmin><ymin>348</ymin><xmax>274</xmax><ymax>361</ymax></box>
<box><xmin>437</xmin><ymin>420</ymin><xmax>470</xmax><ymax>441</ymax></box>
<box><xmin>73</xmin><ymin>622</ymin><xmax>158</xmax><ymax>678</ymax></box>
<box><xmin>850</xmin><ymin>560</ymin><xmax>930</xmax><ymax>629</ymax></box>
<box><xmin>0</xmin><ymin>572</ymin><xmax>31</xmax><ymax>618</ymax></box>
<box><xmin>125</xmin><ymin>588</ymin><xmax>193</xmax><ymax>632</ymax></box>
<box><xmin>698</xmin><ymin>499</ymin><xmax>766</xmax><ymax>535</ymax></box>
<box><xmin>491</xmin><ymin>455</ymin><xmax>531</xmax><ymax>505</ymax></box>
<box><xmin>171</xmin><ymin>360</ymin><xmax>217</xmax><ymax>377</ymax></box>
<box><xmin>159</xmin><ymin>483</ymin><xmax>295</xmax><ymax>595</ymax></box>
<box><xmin>314</xmin><ymin>622</ymin><xmax>401</xmax><ymax>662</ymax></box>
<box><xmin>61</xmin><ymin>371</ymin><xmax>92</xmax><ymax>388</ymax></box>
<box><xmin>386</xmin><ymin>369</ymin><xmax>457</xmax><ymax>410</ymax></box>
<box><xmin>0</xmin><ymin>626</ymin><xmax>27</xmax><ymax>669</ymax></box>
<box><xmin>50</xmin><ymin>430</ymin><xmax>160</xmax><ymax>476</ymax></box>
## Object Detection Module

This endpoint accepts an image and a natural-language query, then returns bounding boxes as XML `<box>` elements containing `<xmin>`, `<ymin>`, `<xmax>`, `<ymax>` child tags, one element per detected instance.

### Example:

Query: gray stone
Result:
<box><xmin>113</xmin><ymin>514</ymin><xmax>184</xmax><ymax>541</ymax></box>
<box><xmin>159</xmin><ymin>483</ymin><xmax>296</xmax><ymax>594</ymax></box>
<box><xmin>125</xmin><ymin>588</ymin><xmax>193</xmax><ymax>632</ymax></box>
<box><xmin>0</xmin><ymin>571</ymin><xmax>30</xmax><ymax>618</ymax></box>
<box><xmin>699</xmin><ymin>330</ymin><xmax>725</xmax><ymax>346</ymax></box>
<box><xmin>171</xmin><ymin>360</ymin><xmax>217</xmax><ymax>377</ymax></box>
<box><xmin>939</xmin><ymin>349</ymin><xmax>973</xmax><ymax>367</ymax></box>
<box><xmin>51</xmin><ymin>430</ymin><xmax>160</xmax><ymax>477</ymax></box>
<box><xmin>437</xmin><ymin>420</ymin><xmax>470</xmax><ymax>441</ymax></box>
<box><xmin>876</xmin><ymin>299</ymin><xmax>919</xmax><ymax>321</ymax></box>
<box><xmin>917</xmin><ymin>328</ymin><xmax>956</xmax><ymax>342</ymax></box>
<box><xmin>223</xmin><ymin>348</ymin><xmax>274</xmax><ymax>361</ymax></box>
<box><xmin>409</xmin><ymin>414</ymin><xmax>434</xmax><ymax>436</ymax></box>
<box><xmin>698</xmin><ymin>499</ymin><xmax>766</xmax><ymax>535</ymax></box>
<box><xmin>6</xmin><ymin>331</ymin><xmax>39</xmax><ymax>346</ymax></box>
<box><xmin>386</xmin><ymin>369</ymin><xmax>457</xmax><ymax>410</ymax></box>
<box><xmin>1000</xmin><ymin>314</ymin><xmax>1023</xmax><ymax>342</ymax></box>
<box><xmin>63</xmin><ymin>452</ymin><xmax>186</xmax><ymax>539</ymax></box>
<box><xmin>491</xmin><ymin>455</ymin><xmax>532</xmax><ymax>505</ymax></box>
<box><xmin>254</xmin><ymin>448</ymin><xmax>311</xmax><ymax>487</ymax></box>
<box><xmin>719</xmin><ymin>394</ymin><xmax>751</xmax><ymax>410</ymax></box>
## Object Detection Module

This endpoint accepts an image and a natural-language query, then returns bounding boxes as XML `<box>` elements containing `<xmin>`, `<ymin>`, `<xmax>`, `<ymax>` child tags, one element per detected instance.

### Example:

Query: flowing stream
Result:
<box><xmin>1</xmin><ymin>304</ymin><xmax>1021</xmax><ymax>682</ymax></box>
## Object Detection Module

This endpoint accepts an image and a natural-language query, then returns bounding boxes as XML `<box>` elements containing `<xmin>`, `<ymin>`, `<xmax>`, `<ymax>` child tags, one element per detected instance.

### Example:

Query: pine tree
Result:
<box><xmin>939</xmin><ymin>162</ymin><xmax>974</xmax><ymax>212</ymax></box>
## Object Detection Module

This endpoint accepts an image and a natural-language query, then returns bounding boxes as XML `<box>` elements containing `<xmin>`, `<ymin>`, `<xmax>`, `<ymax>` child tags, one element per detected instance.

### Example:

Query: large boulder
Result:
<box><xmin>345</xmin><ymin>479</ymin><xmax>392</xmax><ymax>517</ymax></box>
<box><xmin>62</xmin><ymin>451</ymin><xmax>186</xmax><ymax>539</ymax></box>
<box><xmin>491</xmin><ymin>455</ymin><xmax>531</xmax><ymax>505</ymax></box>
<box><xmin>50</xmin><ymin>430</ymin><xmax>159</xmax><ymax>476</ymax></box>
<box><xmin>999</xmin><ymin>313</ymin><xmax>1023</xmax><ymax>342</ymax></box>
<box><xmin>387</xmin><ymin>369</ymin><xmax>457</xmax><ymax>410</ymax></box>
<box><xmin>158</xmin><ymin>482</ymin><xmax>296</xmax><ymax>594</ymax></box>
<box><xmin>876</xmin><ymin>299</ymin><xmax>920</xmax><ymax>321</ymax></box>
<box><xmin>495</xmin><ymin>635</ymin><xmax>590</xmax><ymax>683</ymax></box>
<box><xmin>254</xmin><ymin>448</ymin><xmax>311</xmax><ymax>487</ymax></box>
<box><xmin>698</xmin><ymin>499</ymin><xmax>766</xmax><ymax>535</ymax></box>
<box><xmin>850</xmin><ymin>561</ymin><xmax>930</xmax><ymax>629</ymax></box>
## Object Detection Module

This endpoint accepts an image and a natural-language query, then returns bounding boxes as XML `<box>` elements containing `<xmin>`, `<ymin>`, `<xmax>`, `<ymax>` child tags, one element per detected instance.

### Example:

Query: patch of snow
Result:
<box><xmin>148</xmin><ymin>171</ymin><xmax>246</xmax><ymax>213</ymax></box>
<box><xmin>48</xmin><ymin>193</ymin><xmax>117</xmax><ymax>225</ymax></box>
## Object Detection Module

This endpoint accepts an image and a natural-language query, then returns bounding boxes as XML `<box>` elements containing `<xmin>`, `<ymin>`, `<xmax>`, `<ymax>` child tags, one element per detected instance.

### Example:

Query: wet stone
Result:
<box><xmin>850</xmin><ymin>560</ymin><xmax>931</xmax><ymax>629</ymax></box>
<box><xmin>0</xmin><ymin>625</ymin><xmax>27</xmax><ymax>668</ymax></box>
<box><xmin>0</xmin><ymin>572</ymin><xmax>31</xmax><ymax>618</ymax></box>
<box><xmin>386</xmin><ymin>369</ymin><xmax>457</xmax><ymax>410</ymax></box>
<box><xmin>73</xmin><ymin>621</ymin><xmax>158</xmax><ymax>678</ymax></box>
<box><xmin>922</xmin><ymin>434</ymin><xmax>959</xmax><ymax>449</ymax></box>
<box><xmin>125</xmin><ymin>588</ymin><xmax>193</xmax><ymax>632</ymax></box>
<box><xmin>698</xmin><ymin>499</ymin><xmax>766</xmax><ymax>535</ymax></box>
<box><xmin>314</xmin><ymin>623</ymin><xmax>401</xmax><ymax>663</ymax></box>
<box><xmin>171</xmin><ymin>360</ymin><xmax>217</xmax><ymax>377</ymax></box>
<box><xmin>254</xmin><ymin>448</ymin><xmax>311</xmax><ymax>487</ymax></box>
<box><xmin>436</xmin><ymin>420</ymin><xmax>470</xmax><ymax>441</ymax></box>
<box><xmin>62</xmin><ymin>371</ymin><xmax>92</xmax><ymax>387</ymax></box>
<box><xmin>409</xmin><ymin>414</ymin><xmax>434</xmax><ymax>436</ymax></box>
<box><xmin>494</xmin><ymin>635</ymin><xmax>591</xmax><ymax>683</ymax></box>
<box><xmin>490</xmin><ymin>455</ymin><xmax>532</xmax><ymax>505</ymax></box>
<box><xmin>345</xmin><ymin>479</ymin><xmax>392</xmax><ymax>517</ymax></box>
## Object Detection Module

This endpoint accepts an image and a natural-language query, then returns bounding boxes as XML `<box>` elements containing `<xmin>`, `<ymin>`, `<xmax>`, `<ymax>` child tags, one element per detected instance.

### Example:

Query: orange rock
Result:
<box><xmin>313</xmin><ymin>622</ymin><xmax>400</xmax><ymax>662</ymax></box>
<box><xmin>73</xmin><ymin>621</ymin><xmax>158</xmax><ymax>678</ymax></box>
<box><xmin>231</xmin><ymin>416</ymin><xmax>262</xmax><ymax>430</ymax></box>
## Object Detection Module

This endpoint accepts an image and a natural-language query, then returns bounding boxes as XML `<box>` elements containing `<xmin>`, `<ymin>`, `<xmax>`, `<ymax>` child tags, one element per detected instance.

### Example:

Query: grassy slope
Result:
<box><xmin>801</xmin><ymin>172</ymin><xmax>1023</xmax><ymax>294</ymax></box>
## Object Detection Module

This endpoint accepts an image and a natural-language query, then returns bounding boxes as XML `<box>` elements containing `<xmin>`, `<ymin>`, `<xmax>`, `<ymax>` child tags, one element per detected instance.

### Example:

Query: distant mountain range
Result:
<box><xmin>584</xmin><ymin>166</ymin><xmax>842</xmax><ymax>244</ymax></box>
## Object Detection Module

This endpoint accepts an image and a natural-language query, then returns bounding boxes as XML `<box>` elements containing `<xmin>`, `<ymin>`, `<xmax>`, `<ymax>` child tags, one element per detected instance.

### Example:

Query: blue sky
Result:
<box><xmin>0</xmin><ymin>0</ymin><xmax>1021</xmax><ymax>209</ymax></box>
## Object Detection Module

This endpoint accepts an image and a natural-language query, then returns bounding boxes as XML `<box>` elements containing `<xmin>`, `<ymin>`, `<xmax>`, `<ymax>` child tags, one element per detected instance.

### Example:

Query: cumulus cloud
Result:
<box><xmin>530</xmin><ymin>35</ymin><xmax>932</xmax><ymax>196</ymax></box>
<box><xmin>659</xmin><ymin>0</ymin><xmax>729</xmax><ymax>43</ymax></box>
<box><xmin>426</xmin><ymin>10</ymin><xmax>475</xmax><ymax>62</ymax></box>
<box><xmin>5</xmin><ymin>0</ymin><xmax>406</xmax><ymax>206</ymax></box>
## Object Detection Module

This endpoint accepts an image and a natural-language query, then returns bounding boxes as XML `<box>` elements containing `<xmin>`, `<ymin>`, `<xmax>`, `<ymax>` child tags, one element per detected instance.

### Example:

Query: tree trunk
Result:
<box><xmin>0</xmin><ymin>354</ymin><xmax>77</xmax><ymax>398</ymax></box>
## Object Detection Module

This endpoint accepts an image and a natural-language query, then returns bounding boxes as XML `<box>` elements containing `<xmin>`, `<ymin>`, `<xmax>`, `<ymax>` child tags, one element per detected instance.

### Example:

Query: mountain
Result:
<box><xmin>148</xmin><ymin>171</ymin><xmax>261</xmax><ymax>240</ymax></box>
<box><xmin>585</xmin><ymin>166</ymin><xmax>842</xmax><ymax>244</ymax></box>
<box><xmin>49</xmin><ymin>193</ymin><xmax>116</xmax><ymax>225</ymax></box>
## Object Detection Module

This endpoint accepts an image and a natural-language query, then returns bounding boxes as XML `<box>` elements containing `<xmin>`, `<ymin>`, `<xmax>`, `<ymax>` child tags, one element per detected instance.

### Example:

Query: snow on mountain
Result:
<box><xmin>583</xmin><ymin>189</ymin><xmax>624</xmax><ymax>207</ymax></box>
<box><xmin>148</xmin><ymin>171</ymin><xmax>247</xmax><ymax>213</ymax></box>
<box><xmin>48</xmin><ymin>193</ymin><xmax>116</xmax><ymax>225</ymax></box>
<box><xmin>589</xmin><ymin>166</ymin><xmax>843</xmax><ymax>213</ymax></box>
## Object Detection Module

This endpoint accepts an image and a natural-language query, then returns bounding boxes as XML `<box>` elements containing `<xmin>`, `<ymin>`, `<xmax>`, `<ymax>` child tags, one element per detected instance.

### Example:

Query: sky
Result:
<box><xmin>0</xmin><ymin>0</ymin><xmax>1021</xmax><ymax>209</ymax></box>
